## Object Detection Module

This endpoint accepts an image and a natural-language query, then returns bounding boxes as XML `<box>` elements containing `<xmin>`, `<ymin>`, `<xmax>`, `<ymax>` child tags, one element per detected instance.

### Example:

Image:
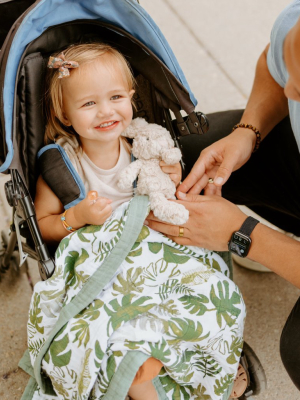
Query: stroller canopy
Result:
<box><xmin>0</xmin><ymin>0</ymin><xmax>197</xmax><ymax>173</ymax></box>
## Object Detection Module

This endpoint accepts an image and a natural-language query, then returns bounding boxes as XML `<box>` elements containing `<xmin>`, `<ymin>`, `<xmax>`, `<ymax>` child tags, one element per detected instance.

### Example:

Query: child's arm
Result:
<box><xmin>160</xmin><ymin>161</ymin><xmax>182</xmax><ymax>187</ymax></box>
<box><xmin>35</xmin><ymin>176</ymin><xmax>112</xmax><ymax>244</ymax></box>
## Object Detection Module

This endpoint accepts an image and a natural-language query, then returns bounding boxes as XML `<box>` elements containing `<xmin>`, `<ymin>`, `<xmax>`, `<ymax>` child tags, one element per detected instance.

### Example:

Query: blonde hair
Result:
<box><xmin>44</xmin><ymin>43</ymin><xmax>135</xmax><ymax>143</ymax></box>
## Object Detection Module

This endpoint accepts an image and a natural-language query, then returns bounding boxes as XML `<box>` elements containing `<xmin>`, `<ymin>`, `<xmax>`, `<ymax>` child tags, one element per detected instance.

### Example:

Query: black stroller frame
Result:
<box><xmin>0</xmin><ymin>1</ymin><xmax>209</xmax><ymax>281</ymax></box>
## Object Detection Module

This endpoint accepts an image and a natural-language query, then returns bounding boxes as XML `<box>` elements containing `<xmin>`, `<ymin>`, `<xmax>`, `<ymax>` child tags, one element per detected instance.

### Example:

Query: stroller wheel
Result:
<box><xmin>0</xmin><ymin>230</ymin><xmax>19</xmax><ymax>274</ymax></box>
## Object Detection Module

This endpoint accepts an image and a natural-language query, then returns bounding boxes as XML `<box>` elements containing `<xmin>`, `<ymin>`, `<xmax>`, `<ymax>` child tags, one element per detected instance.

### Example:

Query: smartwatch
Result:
<box><xmin>228</xmin><ymin>216</ymin><xmax>259</xmax><ymax>258</ymax></box>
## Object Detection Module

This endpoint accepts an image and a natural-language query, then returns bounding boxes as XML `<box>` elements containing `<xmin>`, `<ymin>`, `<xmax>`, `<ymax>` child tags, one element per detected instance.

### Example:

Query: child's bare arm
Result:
<box><xmin>160</xmin><ymin>161</ymin><xmax>182</xmax><ymax>187</ymax></box>
<box><xmin>35</xmin><ymin>176</ymin><xmax>112</xmax><ymax>244</ymax></box>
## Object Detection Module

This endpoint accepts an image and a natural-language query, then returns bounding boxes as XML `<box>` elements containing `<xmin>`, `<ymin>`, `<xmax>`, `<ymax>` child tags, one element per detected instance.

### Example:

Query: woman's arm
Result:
<box><xmin>178</xmin><ymin>44</ymin><xmax>289</xmax><ymax>195</ymax></box>
<box><xmin>146</xmin><ymin>194</ymin><xmax>300</xmax><ymax>288</ymax></box>
<box><xmin>35</xmin><ymin>176</ymin><xmax>112</xmax><ymax>244</ymax></box>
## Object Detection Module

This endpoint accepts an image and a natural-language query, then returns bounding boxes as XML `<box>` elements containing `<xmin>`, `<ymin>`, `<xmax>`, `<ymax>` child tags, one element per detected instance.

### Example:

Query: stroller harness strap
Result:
<box><xmin>38</xmin><ymin>144</ymin><xmax>86</xmax><ymax>210</ymax></box>
<box><xmin>19</xmin><ymin>195</ymin><xmax>150</xmax><ymax>397</ymax></box>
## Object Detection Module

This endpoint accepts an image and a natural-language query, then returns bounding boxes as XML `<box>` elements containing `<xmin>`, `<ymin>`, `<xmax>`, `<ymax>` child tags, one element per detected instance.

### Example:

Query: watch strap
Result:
<box><xmin>239</xmin><ymin>216</ymin><xmax>259</xmax><ymax>236</ymax></box>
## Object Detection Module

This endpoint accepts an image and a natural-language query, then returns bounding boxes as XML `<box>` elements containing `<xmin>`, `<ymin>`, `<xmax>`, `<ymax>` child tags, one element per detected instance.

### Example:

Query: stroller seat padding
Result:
<box><xmin>18</xmin><ymin>52</ymin><xmax>47</xmax><ymax>198</ymax></box>
<box><xmin>38</xmin><ymin>144</ymin><xmax>86</xmax><ymax>209</ymax></box>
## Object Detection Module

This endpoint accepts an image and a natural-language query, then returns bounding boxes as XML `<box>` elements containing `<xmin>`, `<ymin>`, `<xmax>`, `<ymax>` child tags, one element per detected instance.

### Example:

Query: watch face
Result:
<box><xmin>228</xmin><ymin>232</ymin><xmax>251</xmax><ymax>257</ymax></box>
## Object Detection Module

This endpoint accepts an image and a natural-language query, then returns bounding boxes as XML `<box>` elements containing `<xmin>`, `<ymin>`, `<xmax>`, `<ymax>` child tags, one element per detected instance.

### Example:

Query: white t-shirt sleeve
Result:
<box><xmin>267</xmin><ymin>0</ymin><xmax>300</xmax><ymax>88</ymax></box>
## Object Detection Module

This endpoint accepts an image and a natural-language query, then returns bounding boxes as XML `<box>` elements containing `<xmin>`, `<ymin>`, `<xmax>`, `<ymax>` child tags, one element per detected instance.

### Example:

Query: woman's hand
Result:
<box><xmin>146</xmin><ymin>192</ymin><xmax>246</xmax><ymax>251</ymax></box>
<box><xmin>177</xmin><ymin>128</ymin><xmax>256</xmax><ymax>196</ymax></box>
<box><xmin>73</xmin><ymin>191</ymin><xmax>112</xmax><ymax>227</ymax></box>
<box><xmin>160</xmin><ymin>161</ymin><xmax>182</xmax><ymax>187</ymax></box>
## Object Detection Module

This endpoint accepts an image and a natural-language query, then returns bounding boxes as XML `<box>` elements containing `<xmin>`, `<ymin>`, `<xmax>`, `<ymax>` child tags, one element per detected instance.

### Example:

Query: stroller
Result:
<box><xmin>0</xmin><ymin>0</ymin><xmax>266</xmax><ymax>399</ymax></box>
<box><xmin>0</xmin><ymin>0</ymin><xmax>209</xmax><ymax>281</ymax></box>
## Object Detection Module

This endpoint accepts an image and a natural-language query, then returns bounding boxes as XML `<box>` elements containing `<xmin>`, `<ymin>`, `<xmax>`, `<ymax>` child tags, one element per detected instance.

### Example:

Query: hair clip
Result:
<box><xmin>47</xmin><ymin>52</ymin><xmax>79</xmax><ymax>79</ymax></box>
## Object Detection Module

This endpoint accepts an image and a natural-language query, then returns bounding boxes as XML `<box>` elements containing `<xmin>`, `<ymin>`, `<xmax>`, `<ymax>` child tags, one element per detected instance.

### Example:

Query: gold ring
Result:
<box><xmin>208</xmin><ymin>178</ymin><xmax>214</xmax><ymax>184</ymax></box>
<box><xmin>179</xmin><ymin>227</ymin><xmax>184</xmax><ymax>237</ymax></box>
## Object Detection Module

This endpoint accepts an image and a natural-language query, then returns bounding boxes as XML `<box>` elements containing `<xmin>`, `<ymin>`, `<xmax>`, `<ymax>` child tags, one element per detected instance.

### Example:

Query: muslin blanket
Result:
<box><xmin>20</xmin><ymin>196</ymin><xmax>245</xmax><ymax>400</ymax></box>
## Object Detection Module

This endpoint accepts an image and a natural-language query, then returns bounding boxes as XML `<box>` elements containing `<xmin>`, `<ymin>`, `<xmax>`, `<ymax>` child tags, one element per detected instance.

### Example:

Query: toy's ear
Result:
<box><xmin>122</xmin><ymin>117</ymin><xmax>148</xmax><ymax>138</ymax></box>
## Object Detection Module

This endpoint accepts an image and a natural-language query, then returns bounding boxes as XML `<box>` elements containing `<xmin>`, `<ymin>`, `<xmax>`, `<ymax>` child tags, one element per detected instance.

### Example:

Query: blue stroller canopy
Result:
<box><xmin>1</xmin><ymin>0</ymin><xmax>197</xmax><ymax>173</ymax></box>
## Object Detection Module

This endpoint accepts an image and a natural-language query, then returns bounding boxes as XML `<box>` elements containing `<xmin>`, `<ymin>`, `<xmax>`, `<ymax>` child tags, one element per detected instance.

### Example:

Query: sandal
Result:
<box><xmin>230</xmin><ymin>363</ymin><xmax>248</xmax><ymax>398</ymax></box>
<box><xmin>230</xmin><ymin>341</ymin><xmax>267</xmax><ymax>399</ymax></box>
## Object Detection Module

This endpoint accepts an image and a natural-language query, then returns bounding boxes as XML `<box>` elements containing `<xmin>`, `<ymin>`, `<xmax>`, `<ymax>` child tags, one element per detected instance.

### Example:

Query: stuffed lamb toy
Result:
<box><xmin>118</xmin><ymin>118</ymin><xmax>189</xmax><ymax>225</ymax></box>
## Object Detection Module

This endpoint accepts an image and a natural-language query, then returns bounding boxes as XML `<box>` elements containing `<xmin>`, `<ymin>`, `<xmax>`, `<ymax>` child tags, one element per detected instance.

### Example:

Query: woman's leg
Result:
<box><xmin>280</xmin><ymin>297</ymin><xmax>300</xmax><ymax>390</ymax></box>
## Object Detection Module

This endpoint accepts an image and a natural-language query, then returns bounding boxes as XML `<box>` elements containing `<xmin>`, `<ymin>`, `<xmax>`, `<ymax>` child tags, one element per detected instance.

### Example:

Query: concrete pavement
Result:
<box><xmin>1</xmin><ymin>0</ymin><xmax>300</xmax><ymax>398</ymax></box>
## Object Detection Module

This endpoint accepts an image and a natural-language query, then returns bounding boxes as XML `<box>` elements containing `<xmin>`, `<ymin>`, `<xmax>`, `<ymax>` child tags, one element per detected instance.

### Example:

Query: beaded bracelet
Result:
<box><xmin>61</xmin><ymin>210</ymin><xmax>76</xmax><ymax>233</ymax></box>
<box><xmin>231</xmin><ymin>123</ymin><xmax>261</xmax><ymax>153</ymax></box>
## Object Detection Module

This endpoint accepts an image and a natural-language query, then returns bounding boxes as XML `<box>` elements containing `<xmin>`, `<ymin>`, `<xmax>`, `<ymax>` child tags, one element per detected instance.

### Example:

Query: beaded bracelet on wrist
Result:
<box><xmin>61</xmin><ymin>210</ymin><xmax>76</xmax><ymax>233</ymax></box>
<box><xmin>231</xmin><ymin>123</ymin><xmax>261</xmax><ymax>152</ymax></box>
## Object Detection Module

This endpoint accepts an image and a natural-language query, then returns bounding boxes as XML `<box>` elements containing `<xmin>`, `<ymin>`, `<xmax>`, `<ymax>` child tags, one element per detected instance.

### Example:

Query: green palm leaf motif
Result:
<box><xmin>159</xmin><ymin>374</ymin><xmax>192</xmax><ymax>400</ymax></box>
<box><xmin>94</xmin><ymin>340</ymin><xmax>105</xmax><ymax>369</ymax></box>
<box><xmin>51</xmin><ymin>380</ymin><xmax>71</xmax><ymax>399</ymax></box>
<box><xmin>47</xmin><ymin>265</ymin><xmax>63</xmax><ymax>285</ymax></box>
<box><xmin>210</xmin><ymin>281</ymin><xmax>241</xmax><ymax>328</ymax></box>
<box><xmin>214</xmin><ymin>373</ymin><xmax>235</xmax><ymax>396</ymax></box>
<box><xmin>28</xmin><ymin>338</ymin><xmax>45</xmax><ymax>358</ymax></box>
<box><xmin>143</xmin><ymin>262</ymin><xmax>159</xmax><ymax>281</ymax></box>
<box><xmin>97</xmin><ymin>240</ymin><xmax>114</xmax><ymax>261</ymax></box>
<box><xmin>70</xmin><ymin>319</ymin><xmax>90</xmax><ymax>348</ymax></box>
<box><xmin>148</xmin><ymin>242</ymin><xmax>162</xmax><ymax>254</ymax></box>
<box><xmin>63</xmin><ymin>249</ymin><xmax>89</xmax><ymax>289</ymax></box>
<box><xmin>167</xmin><ymin>318</ymin><xmax>209</xmax><ymax>344</ymax></box>
<box><xmin>163</xmin><ymin>244</ymin><xmax>190</xmax><ymax>264</ymax></box>
<box><xmin>193</xmin><ymin>383</ymin><xmax>211</xmax><ymax>400</ymax></box>
<box><xmin>77</xmin><ymin>231</ymin><xmax>91</xmax><ymax>243</ymax></box>
<box><xmin>56</xmin><ymin>236</ymin><xmax>70</xmax><ymax>258</ymax></box>
<box><xmin>106</xmin><ymin>353</ymin><xmax>117</xmax><ymax>381</ymax></box>
<box><xmin>158</xmin><ymin>278</ymin><xmax>179</xmax><ymax>301</ymax></box>
<box><xmin>48</xmin><ymin>326</ymin><xmax>72</xmax><ymax>367</ymax></box>
<box><xmin>97</xmin><ymin>368</ymin><xmax>110</xmax><ymax>394</ymax></box>
<box><xmin>28</xmin><ymin>293</ymin><xmax>44</xmax><ymax>335</ymax></box>
<box><xmin>179</xmin><ymin>294</ymin><xmax>210</xmax><ymax>316</ymax></box>
<box><xmin>156</xmin><ymin>299</ymin><xmax>179</xmax><ymax>317</ymax></box>
<box><xmin>78</xmin><ymin>348</ymin><xmax>92</xmax><ymax>396</ymax></box>
<box><xmin>40</xmin><ymin>288</ymin><xmax>64</xmax><ymax>302</ymax></box>
<box><xmin>226</xmin><ymin>337</ymin><xmax>243</xmax><ymax>364</ymax></box>
<box><xmin>148</xmin><ymin>339</ymin><xmax>171</xmax><ymax>363</ymax></box>
<box><xmin>136</xmin><ymin>225</ymin><xmax>150</xmax><ymax>242</ymax></box>
<box><xmin>169</xmin><ymin>350</ymin><xmax>194</xmax><ymax>376</ymax></box>
<box><xmin>124</xmin><ymin>340</ymin><xmax>145</xmax><ymax>350</ymax></box>
<box><xmin>212</xmin><ymin>258</ymin><xmax>222</xmax><ymax>273</ymax></box>
<box><xmin>104</xmin><ymin>217</ymin><xmax>124</xmax><ymax>232</ymax></box>
<box><xmin>149</xmin><ymin>242</ymin><xmax>191</xmax><ymax>264</ymax></box>
<box><xmin>104</xmin><ymin>294</ymin><xmax>154</xmax><ymax>334</ymax></box>
<box><xmin>113</xmin><ymin>267</ymin><xmax>145</xmax><ymax>295</ymax></box>
<box><xmin>125</xmin><ymin>242</ymin><xmax>143</xmax><ymax>264</ymax></box>
<box><xmin>193</xmin><ymin>351</ymin><xmax>222</xmax><ymax>378</ymax></box>
<box><xmin>75</xmin><ymin>299</ymin><xmax>104</xmax><ymax>322</ymax></box>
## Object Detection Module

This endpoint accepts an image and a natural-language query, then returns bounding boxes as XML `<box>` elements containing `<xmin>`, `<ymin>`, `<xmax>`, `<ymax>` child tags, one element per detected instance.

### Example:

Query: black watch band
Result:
<box><xmin>228</xmin><ymin>216</ymin><xmax>260</xmax><ymax>258</ymax></box>
<box><xmin>238</xmin><ymin>216</ymin><xmax>260</xmax><ymax>236</ymax></box>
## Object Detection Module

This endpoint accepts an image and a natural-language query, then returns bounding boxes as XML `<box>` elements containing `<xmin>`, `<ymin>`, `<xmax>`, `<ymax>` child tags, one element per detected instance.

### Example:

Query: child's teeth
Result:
<box><xmin>100</xmin><ymin>121</ymin><xmax>115</xmax><ymax>127</ymax></box>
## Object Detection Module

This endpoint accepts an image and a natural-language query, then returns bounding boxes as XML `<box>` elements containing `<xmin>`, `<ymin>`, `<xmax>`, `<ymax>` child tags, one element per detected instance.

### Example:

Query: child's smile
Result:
<box><xmin>61</xmin><ymin>56</ymin><xmax>134</xmax><ymax>153</ymax></box>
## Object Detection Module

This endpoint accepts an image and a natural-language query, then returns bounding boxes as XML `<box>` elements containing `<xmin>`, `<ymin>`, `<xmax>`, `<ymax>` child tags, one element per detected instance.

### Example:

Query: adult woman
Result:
<box><xmin>147</xmin><ymin>0</ymin><xmax>300</xmax><ymax>391</ymax></box>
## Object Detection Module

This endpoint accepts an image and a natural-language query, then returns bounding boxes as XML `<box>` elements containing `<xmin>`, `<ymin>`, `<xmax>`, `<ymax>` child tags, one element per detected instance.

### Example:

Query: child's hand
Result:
<box><xmin>160</xmin><ymin>161</ymin><xmax>182</xmax><ymax>187</ymax></box>
<box><xmin>73</xmin><ymin>191</ymin><xmax>112</xmax><ymax>226</ymax></box>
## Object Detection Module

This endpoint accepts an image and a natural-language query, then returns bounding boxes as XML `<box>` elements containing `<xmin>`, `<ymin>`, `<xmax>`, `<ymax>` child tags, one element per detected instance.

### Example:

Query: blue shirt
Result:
<box><xmin>267</xmin><ymin>0</ymin><xmax>300</xmax><ymax>152</ymax></box>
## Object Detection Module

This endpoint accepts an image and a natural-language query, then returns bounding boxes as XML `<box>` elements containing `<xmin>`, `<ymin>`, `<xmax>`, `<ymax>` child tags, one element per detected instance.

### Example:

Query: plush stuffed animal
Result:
<box><xmin>118</xmin><ymin>118</ymin><xmax>189</xmax><ymax>225</ymax></box>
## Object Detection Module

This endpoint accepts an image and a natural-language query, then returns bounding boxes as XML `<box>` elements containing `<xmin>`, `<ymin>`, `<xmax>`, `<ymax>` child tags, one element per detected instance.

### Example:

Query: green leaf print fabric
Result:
<box><xmin>24</xmin><ymin>197</ymin><xmax>245</xmax><ymax>400</ymax></box>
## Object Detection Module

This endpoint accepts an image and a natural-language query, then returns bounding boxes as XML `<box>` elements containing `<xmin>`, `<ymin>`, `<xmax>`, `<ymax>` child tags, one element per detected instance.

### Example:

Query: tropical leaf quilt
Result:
<box><xmin>25</xmin><ymin>199</ymin><xmax>245</xmax><ymax>400</ymax></box>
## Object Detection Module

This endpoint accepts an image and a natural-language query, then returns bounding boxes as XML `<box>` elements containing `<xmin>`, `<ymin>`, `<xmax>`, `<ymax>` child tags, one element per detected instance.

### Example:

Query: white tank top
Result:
<box><xmin>58</xmin><ymin>137</ymin><xmax>133</xmax><ymax>211</ymax></box>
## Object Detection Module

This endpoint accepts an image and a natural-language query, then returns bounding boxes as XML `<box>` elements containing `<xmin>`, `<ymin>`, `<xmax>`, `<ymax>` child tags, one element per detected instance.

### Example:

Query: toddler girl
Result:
<box><xmin>31</xmin><ymin>43</ymin><xmax>246</xmax><ymax>400</ymax></box>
